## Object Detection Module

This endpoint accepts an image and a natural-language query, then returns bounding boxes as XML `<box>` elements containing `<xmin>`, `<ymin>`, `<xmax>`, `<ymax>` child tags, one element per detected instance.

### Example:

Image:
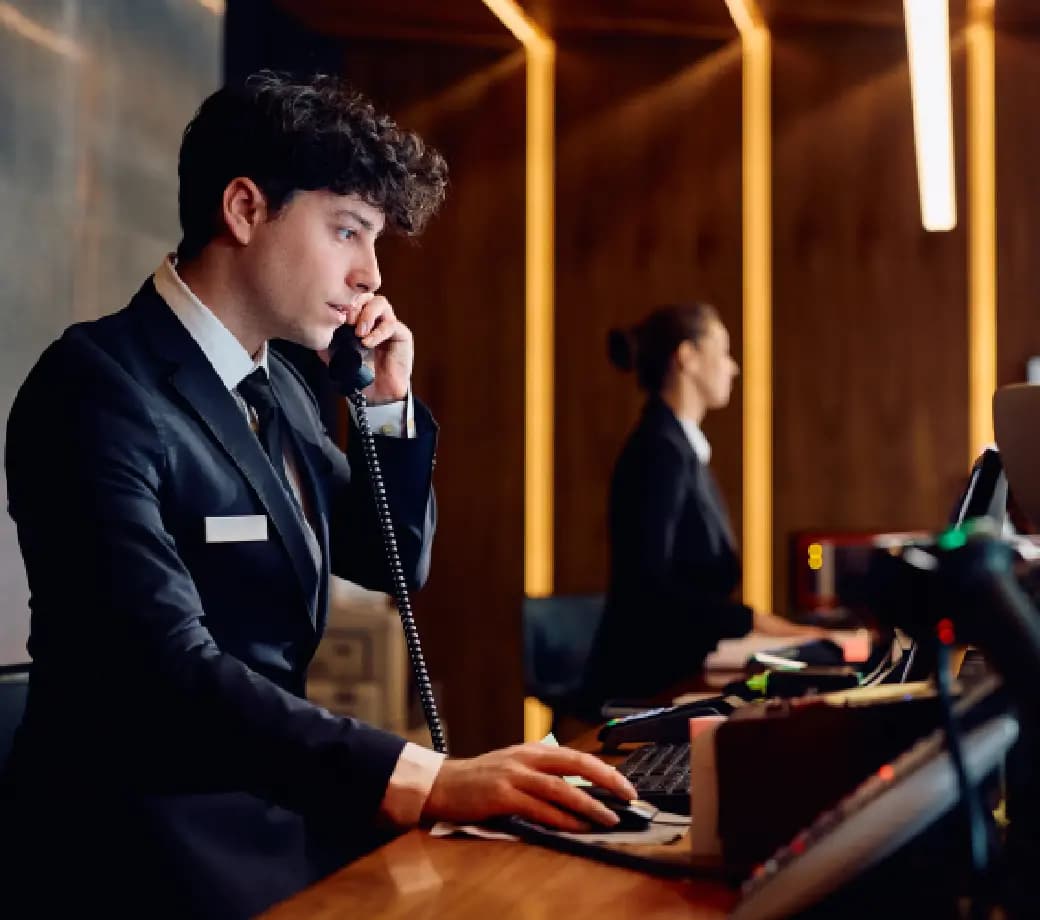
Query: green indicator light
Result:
<box><xmin>746</xmin><ymin>673</ymin><xmax>769</xmax><ymax>695</ymax></box>
<box><xmin>937</xmin><ymin>527</ymin><xmax>968</xmax><ymax>551</ymax></box>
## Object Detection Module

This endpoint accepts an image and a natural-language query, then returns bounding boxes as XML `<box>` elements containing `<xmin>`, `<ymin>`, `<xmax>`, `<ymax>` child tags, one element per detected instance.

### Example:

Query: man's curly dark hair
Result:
<box><xmin>176</xmin><ymin>71</ymin><xmax>448</xmax><ymax>262</ymax></box>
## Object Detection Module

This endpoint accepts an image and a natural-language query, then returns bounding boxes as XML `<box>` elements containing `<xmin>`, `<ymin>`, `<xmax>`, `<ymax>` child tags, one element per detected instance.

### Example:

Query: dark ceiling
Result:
<box><xmin>273</xmin><ymin>0</ymin><xmax>1038</xmax><ymax>45</ymax></box>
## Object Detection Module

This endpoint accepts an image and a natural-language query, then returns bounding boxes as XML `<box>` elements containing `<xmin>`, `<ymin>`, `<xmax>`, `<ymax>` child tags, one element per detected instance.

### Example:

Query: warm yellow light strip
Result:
<box><xmin>967</xmin><ymin>0</ymin><xmax>996</xmax><ymax>459</ymax></box>
<box><xmin>483</xmin><ymin>0</ymin><xmax>546</xmax><ymax>49</ymax></box>
<box><xmin>725</xmin><ymin>0</ymin><xmax>772</xmax><ymax>614</ymax></box>
<box><xmin>526</xmin><ymin>42</ymin><xmax>555</xmax><ymax>599</ymax></box>
<box><xmin>903</xmin><ymin>0</ymin><xmax>957</xmax><ymax>231</ymax></box>
<box><xmin>483</xmin><ymin>1</ymin><xmax>555</xmax><ymax>599</ymax></box>
<box><xmin>723</xmin><ymin>0</ymin><xmax>764</xmax><ymax>34</ymax></box>
<box><xmin>0</xmin><ymin>1</ymin><xmax>83</xmax><ymax>59</ymax></box>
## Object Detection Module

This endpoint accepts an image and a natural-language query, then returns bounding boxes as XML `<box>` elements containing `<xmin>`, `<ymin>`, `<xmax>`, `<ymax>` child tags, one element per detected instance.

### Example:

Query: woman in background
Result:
<box><xmin>580</xmin><ymin>303</ymin><xmax>819</xmax><ymax>709</ymax></box>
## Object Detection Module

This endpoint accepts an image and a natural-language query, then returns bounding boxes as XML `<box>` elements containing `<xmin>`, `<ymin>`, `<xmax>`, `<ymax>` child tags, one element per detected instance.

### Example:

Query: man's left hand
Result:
<box><xmin>343</xmin><ymin>293</ymin><xmax>413</xmax><ymax>403</ymax></box>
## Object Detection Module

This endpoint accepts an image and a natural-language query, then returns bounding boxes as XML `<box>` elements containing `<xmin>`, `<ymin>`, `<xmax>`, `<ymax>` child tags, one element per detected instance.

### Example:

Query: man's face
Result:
<box><xmin>241</xmin><ymin>190</ymin><xmax>385</xmax><ymax>350</ymax></box>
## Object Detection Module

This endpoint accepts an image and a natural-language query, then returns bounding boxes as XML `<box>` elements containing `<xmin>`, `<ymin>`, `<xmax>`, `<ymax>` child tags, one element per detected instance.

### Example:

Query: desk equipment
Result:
<box><xmin>329</xmin><ymin>324</ymin><xmax>447</xmax><ymax>753</ymax></box>
<box><xmin>555</xmin><ymin>786</ymin><xmax>656</xmax><ymax>832</ymax></box>
<box><xmin>598</xmin><ymin>695</ymin><xmax>744</xmax><ymax>748</ymax></box>
<box><xmin>598</xmin><ymin>662</ymin><xmax>861</xmax><ymax>750</ymax></box>
<box><xmin>727</xmin><ymin>525</ymin><xmax>1040</xmax><ymax>917</ymax></box>
<box><xmin>994</xmin><ymin>384</ymin><xmax>1040</xmax><ymax>530</ymax></box>
<box><xmin>731</xmin><ymin>704</ymin><xmax>1017</xmax><ymax>920</ymax></box>
<box><xmin>707</xmin><ymin>682</ymin><xmax>948</xmax><ymax>872</ymax></box>
<box><xmin>617</xmin><ymin>742</ymin><xmax>692</xmax><ymax>814</ymax></box>
<box><xmin>703</xmin><ymin>631</ymin><xmax>866</xmax><ymax>671</ymax></box>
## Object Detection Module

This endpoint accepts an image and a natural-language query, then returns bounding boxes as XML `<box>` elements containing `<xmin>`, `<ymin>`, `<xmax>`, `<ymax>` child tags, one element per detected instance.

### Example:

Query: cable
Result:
<box><xmin>899</xmin><ymin>642</ymin><xmax>918</xmax><ymax>683</ymax></box>
<box><xmin>934</xmin><ymin>636</ymin><xmax>990</xmax><ymax>919</ymax></box>
<box><xmin>496</xmin><ymin>816</ymin><xmax>728</xmax><ymax>880</ymax></box>
<box><xmin>859</xmin><ymin>643</ymin><xmax>895</xmax><ymax>687</ymax></box>
<box><xmin>350</xmin><ymin>389</ymin><xmax>447</xmax><ymax>756</ymax></box>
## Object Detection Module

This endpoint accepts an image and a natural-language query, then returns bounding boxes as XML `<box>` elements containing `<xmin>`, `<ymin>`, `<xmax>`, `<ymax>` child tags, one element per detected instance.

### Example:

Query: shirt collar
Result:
<box><xmin>677</xmin><ymin>416</ymin><xmax>712</xmax><ymax>465</ymax></box>
<box><xmin>153</xmin><ymin>254</ymin><xmax>267</xmax><ymax>392</ymax></box>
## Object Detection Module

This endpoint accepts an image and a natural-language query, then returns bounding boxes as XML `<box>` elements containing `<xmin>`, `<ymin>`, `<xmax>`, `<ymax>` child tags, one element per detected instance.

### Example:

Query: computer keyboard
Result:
<box><xmin>617</xmin><ymin>742</ymin><xmax>691</xmax><ymax>814</ymax></box>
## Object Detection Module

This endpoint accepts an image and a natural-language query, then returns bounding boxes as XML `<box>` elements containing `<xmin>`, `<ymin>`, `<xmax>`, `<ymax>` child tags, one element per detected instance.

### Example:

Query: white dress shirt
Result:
<box><xmin>677</xmin><ymin>416</ymin><xmax>712</xmax><ymax>465</ymax></box>
<box><xmin>153</xmin><ymin>255</ymin><xmax>444</xmax><ymax>825</ymax></box>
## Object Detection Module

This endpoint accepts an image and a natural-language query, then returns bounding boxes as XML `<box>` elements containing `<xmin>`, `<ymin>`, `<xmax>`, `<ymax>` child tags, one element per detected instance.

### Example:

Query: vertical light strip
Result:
<box><xmin>967</xmin><ymin>0</ymin><xmax>996</xmax><ymax>459</ymax></box>
<box><xmin>725</xmin><ymin>0</ymin><xmax>772</xmax><ymax>614</ymax></box>
<box><xmin>483</xmin><ymin>0</ymin><xmax>556</xmax><ymax>599</ymax></box>
<box><xmin>483</xmin><ymin>0</ymin><xmax>555</xmax><ymax>744</ymax></box>
<box><xmin>903</xmin><ymin>0</ymin><xmax>957</xmax><ymax>231</ymax></box>
<box><xmin>526</xmin><ymin>41</ymin><xmax>556</xmax><ymax>599</ymax></box>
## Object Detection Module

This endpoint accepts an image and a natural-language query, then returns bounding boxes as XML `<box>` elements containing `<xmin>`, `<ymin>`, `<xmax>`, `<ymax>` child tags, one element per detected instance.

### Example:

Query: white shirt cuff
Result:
<box><xmin>379</xmin><ymin>741</ymin><xmax>446</xmax><ymax>826</ymax></box>
<box><xmin>348</xmin><ymin>389</ymin><xmax>414</xmax><ymax>438</ymax></box>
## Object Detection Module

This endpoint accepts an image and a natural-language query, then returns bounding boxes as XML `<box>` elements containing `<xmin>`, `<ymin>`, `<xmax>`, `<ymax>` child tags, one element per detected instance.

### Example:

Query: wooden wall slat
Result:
<box><xmin>553</xmin><ymin>36</ymin><xmax>744</xmax><ymax>595</ymax></box>
<box><xmin>995</xmin><ymin>32</ymin><xmax>1040</xmax><ymax>391</ymax></box>
<box><xmin>341</xmin><ymin>43</ymin><xmax>527</xmax><ymax>754</ymax></box>
<box><xmin>771</xmin><ymin>30</ymin><xmax>970</xmax><ymax>612</ymax></box>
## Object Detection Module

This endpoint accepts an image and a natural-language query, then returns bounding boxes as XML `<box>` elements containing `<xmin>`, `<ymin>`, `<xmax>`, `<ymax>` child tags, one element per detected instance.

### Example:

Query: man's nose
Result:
<box><xmin>348</xmin><ymin>249</ymin><xmax>381</xmax><ymax>295</ymax></box>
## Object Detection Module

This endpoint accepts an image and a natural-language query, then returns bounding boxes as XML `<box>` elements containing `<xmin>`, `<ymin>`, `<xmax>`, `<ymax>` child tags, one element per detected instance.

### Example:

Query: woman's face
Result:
<box><xmin>685</xmin><ymin>319</ymin><xmax>740</xmax><ymax>410</ymax></box>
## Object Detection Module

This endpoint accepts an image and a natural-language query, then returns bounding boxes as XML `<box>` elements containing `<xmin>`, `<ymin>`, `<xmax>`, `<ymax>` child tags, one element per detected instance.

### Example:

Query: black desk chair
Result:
<box><xmin>522</xmin><ymin>594</ymin><xmax>603</xmax><ymax>737</ymax></box>
<box><xmin>0</xmin><ymin>663</ymin><xmax>29</xmax><ymax>771</ymax></box>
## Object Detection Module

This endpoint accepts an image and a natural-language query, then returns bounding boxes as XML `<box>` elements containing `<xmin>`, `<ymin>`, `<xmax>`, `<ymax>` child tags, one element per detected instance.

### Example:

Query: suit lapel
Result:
<box><xmin>269</xmin><ymin>363</ymin><xmax>332</xmax><ymax>630</ymax></box>
<box><xmin>644</xmin><ymin>397</ymin><xmax>737</xmax><ymax>552</ymax></box>
<box><xmin>132</xmin><ymin>285</ymin><xmax>320</xmax><ymax>630</ymax></box>
<box><xmin>698</xmin><ymin>464</ymin><xmax>737</xmax><ymax>551</ymax></box>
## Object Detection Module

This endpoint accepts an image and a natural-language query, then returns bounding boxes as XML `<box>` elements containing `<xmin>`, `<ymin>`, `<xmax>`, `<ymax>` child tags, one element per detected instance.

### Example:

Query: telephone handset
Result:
<box><xmin>328</xmin><ymin>323</ymin><xmax>375</xmax><ymax>392</ymax></box>
<box><xmin>327</xmin><ymin>323</ymin><xmax>447</xmax><ymax>755</ymax></box>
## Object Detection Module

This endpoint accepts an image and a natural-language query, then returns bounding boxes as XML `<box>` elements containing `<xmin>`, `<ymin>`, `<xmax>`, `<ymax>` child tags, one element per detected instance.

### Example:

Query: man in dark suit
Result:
<box><xmin>1</xmin><ymin>72</ymin><xmax>634</xmax><ymax>918</ymax></box>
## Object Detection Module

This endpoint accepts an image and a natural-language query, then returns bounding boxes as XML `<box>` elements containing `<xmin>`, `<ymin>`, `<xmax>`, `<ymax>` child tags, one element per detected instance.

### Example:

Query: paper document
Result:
<box><xmin>703</xmin><ymin>628</ymin><xmax>870</xmax><ymax>671</ymax></box>
<box><xmin>430</xmin><ymin>812</ymin><xmax>689</xmax><ymax>847</ymax></box>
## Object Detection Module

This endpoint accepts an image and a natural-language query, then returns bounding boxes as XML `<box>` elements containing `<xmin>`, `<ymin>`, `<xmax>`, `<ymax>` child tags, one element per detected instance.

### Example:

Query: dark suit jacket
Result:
<box><xmin>1</xmin><ymin>280</ymin><xmax>437</xmax><ymax>918</ymax></box>
<box><xmin>581</xmin><ymin>397</ymin><xmax>752</xmax><ymax>707</ymax></box>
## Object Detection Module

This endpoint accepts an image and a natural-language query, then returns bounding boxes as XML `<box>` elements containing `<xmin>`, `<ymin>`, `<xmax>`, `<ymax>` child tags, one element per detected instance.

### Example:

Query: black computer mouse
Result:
<box><xmin>572</xmin><ymin>785</ymin><xmax>656</xmax><ymax>832</ymax></box>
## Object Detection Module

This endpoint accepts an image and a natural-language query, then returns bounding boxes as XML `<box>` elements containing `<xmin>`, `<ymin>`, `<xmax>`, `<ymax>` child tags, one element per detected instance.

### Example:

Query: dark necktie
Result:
<box><xmin>238</xmin><ymin>368</ymin><xmax>322</xmax><ymax>614</ymax></box>
<box><xmin>237</xmin><ymin>368</ymin><xmax>296</xmax><ymax>500</ymax></box>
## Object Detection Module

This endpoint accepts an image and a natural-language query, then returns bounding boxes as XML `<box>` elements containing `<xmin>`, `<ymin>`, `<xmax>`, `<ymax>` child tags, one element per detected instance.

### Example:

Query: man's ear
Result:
<box><xmin>221</xmin><ymin>177</ymin><xmax>269</xmax><ymax>246</ymax></box>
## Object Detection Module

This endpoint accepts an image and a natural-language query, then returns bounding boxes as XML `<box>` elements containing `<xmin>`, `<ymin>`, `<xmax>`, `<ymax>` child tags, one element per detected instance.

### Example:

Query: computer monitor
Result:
<box><xmin>886</xmin><ymin>448</ymin><xmax>1009</xmax><ymax>684</ymax></box>
<box><xmin>994</xmin><ymin>384</ymin><xmax>1040</xmax><ymax>533</ymax></box>
<box><xmin>949</xmin><ymin>446</ymin><xmax>1009</xmax><ymax>529</ymax></box>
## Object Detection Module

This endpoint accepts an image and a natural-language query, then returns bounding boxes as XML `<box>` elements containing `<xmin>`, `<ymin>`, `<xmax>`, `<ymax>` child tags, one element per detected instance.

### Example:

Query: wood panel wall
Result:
<box><xmin>771</xmin><ymin>28</ymin><xmax>970</xmax><ymax>612</ymax></box>
<box><xmin>552</xmin><ymin>35</ymin><xmax>745</xmax><ymax>595</ymax></box>
<box><xmin>339</xmin><ymin>43</ymin><xmax>527</xmax><ymax>754</ymax></box>
<box><xmin>995</xmin><ymin>30</ymin><xmax>1040</xmax><ymax>390</ymax></box>
<box><xmin>552</xmin><ymin>25</ymin><xmax>988</xmax><ymax>618</ymax></box>
<box><xmin>269</xmin><ymin>8</ymin><xmax>1040</xmax><ymax>747</ymax></box>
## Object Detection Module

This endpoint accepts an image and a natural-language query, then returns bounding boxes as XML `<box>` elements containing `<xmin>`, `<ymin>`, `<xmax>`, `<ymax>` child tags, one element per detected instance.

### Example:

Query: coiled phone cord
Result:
<box><xmin>349</xmin><ymin>389</ymin><xmax>448</xmax><ymax>755</ymax></box>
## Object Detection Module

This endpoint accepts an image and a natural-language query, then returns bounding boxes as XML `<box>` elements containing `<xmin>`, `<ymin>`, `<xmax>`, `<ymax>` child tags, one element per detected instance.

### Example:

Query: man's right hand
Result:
<box><xmin>420</xmin><ymin>744</ymin><xmax>638</xmax><ymax>832</ymax></box>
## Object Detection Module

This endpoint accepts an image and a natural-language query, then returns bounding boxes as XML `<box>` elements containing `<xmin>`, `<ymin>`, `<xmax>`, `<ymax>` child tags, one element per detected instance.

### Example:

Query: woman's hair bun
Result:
<box><xmin>607</xmin><ymin>327</ymin><xmax>636</xmax><ymax>371</ymax></box>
